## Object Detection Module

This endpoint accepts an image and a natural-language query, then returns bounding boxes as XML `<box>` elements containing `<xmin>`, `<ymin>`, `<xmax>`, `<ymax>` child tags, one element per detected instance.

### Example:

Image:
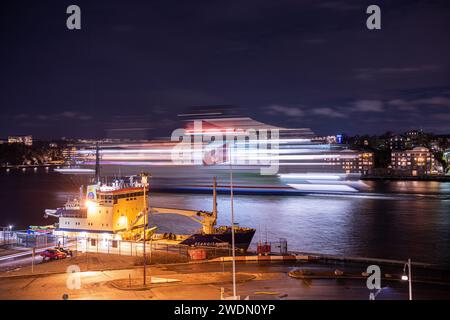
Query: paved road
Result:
<box><xmin>1</xmin><ymin>258</ymin><xmax>449</xmax><ymax>300</ymax></box>
<box><xmin>165</xmin><ymin>262</ymin><xmax>450</xmax><ymax>300</ymax></box>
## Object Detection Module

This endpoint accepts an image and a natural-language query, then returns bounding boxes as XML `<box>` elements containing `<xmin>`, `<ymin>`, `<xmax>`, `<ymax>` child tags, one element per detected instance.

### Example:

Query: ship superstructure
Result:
<box><xmin>45</xmin><ymin>175</ymin><xmax>149</xmax><ymax>239</ymax></box>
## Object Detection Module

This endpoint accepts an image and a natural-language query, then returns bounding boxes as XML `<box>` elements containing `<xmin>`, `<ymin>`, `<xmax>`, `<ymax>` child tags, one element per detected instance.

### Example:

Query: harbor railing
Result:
<box><xmin>3</xmin><ymin>231</ymin><xmax>237</xmax><ymax>261</ymax></box>
<box><xmin>0</xmin><ymin>231</ymin><xmax>17</xmax><ymax>246</ymax></box>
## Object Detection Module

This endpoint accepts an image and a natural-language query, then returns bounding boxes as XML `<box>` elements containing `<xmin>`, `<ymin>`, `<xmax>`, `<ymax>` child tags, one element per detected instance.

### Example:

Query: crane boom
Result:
<box><xmin>149</xmin><ymin>177</ymin><xmax>218</xmax><ymax>234</ymax></box>
<box><xmin>150</xmin><ymin>207</ymin><xmax>216</xmax><ymax>234</ymax></box>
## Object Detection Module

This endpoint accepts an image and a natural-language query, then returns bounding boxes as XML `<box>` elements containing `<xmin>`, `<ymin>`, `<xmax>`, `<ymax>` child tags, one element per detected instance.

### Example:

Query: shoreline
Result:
<box><xmin>361</xmin><ymin>175</ymin><xmax>450</xmax><ymax>182</ymax></box>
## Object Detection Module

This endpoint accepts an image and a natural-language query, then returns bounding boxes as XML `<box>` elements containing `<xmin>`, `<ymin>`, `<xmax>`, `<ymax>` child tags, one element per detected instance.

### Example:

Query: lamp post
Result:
<box><xmin>140</xmin><ymin>172</ymin><xmax>150</xmax><ymax>286</ymax></box>
<box><xmin>8</xmin><ymin>225</ymin><xmax>13</xmax><ymax>245</ymax></box>
<box><xmin>401</xmin><ymin>258</ymin><xmax>412</xmax><ymax>300</ymax></box>
<box><xmin>228</xmin><ymin>141</ymin><xmax>237</xmax><ymax>299</ymax></box>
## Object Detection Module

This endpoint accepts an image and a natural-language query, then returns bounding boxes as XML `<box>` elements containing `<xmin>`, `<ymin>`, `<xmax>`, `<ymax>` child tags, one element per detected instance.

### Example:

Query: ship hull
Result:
<box><xmin>180</xmin><ymin>229</ymin><xmax>256</xmax><ymax>251</ymax></box>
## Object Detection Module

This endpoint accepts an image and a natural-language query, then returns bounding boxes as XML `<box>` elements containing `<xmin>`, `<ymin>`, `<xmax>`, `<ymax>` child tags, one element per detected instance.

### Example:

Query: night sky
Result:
<box><xmin>1</xmin><ymin>0</ymin><xmax>449</xmax><ymax>139</ymax></box>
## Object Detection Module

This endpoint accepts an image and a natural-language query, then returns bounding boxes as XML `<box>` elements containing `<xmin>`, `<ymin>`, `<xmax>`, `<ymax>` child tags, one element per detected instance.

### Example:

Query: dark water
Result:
<box><xmin>1</xmin><ymin>170</ymin><xmax>450</xmax><ymax>265</ymax></box>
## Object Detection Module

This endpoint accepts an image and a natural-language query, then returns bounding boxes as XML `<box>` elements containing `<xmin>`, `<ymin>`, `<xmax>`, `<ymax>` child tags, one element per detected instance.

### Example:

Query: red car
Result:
<box><xmin>40</xmin><ymin>249</ymin><xmax>67</xmax><ymax>261</ymax></box>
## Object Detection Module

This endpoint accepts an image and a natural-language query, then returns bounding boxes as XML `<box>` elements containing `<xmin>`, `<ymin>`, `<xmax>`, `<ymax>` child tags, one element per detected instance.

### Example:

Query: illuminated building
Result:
<box><xmin>386</xmin><ymin>135</ymin><xmax>406</xmax><ymax>150</ymax></box>
<box><xmin>323</xmin><ymin>150</ymin><xmax>374</xmax><ymax>174</ymax></box>
<box><xmin>444</xmin><ymin>151</ymin><xmax>450</xmax><ymax>174</ymax></box>
<box><xmin>404</xmin><ymin>129</ymin><xmax>426</xmax><ymax>148</ymax></box>
<box><xmin>8</xmin><ymin>135</ymin><xmax>33</xmax><ymax>146</ymax></box>
<box><xmin>390</xmin><ymin>147</ymin><xmax>436</xmax><ymax>176</ymax></box>
<box><xmin>62</xmin><ymin>146</ymin><xmax>80</xmax><ymax>161</ymax></box>
<box><xmin>405</xmin><ymin>129</ymin><xmax>424</xmax><ymax>138</ymax></box>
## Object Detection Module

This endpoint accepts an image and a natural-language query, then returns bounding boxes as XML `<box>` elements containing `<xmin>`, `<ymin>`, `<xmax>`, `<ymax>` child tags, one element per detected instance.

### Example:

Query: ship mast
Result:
<box><xmin>95</xmin><ymin>142</ymin><xmax>100</xmax><ymax>184</ymax></box>
<box><xmin>212</xmin><ymin>176</ymin><xmax>217</xmax><ymax>222</ymax></box>
<box><xmin>229</xmin><ymin>140</ymin><xmax>237</xmax><ymax>299</ymax></box>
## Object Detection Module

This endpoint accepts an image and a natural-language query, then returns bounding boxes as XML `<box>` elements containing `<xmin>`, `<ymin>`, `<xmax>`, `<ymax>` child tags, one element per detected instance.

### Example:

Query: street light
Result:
<box><xmin>228</xmin><ymin>141</ymin><xmax>238</xmax><ymax>300</ymax></box>
<box><xmin>140</xmin><ymin>172</ymin><xmax>150</xmax><ymax>287</ymax></box>
<box><xmin>401</xmin><ymin>258</ymin><xmax>412</xmax><ymax>300</ymax></box>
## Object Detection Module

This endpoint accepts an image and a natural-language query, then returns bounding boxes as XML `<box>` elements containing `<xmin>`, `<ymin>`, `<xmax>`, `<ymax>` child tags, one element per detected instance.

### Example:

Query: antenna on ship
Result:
<box><xmin>95</xmin><ymin>142</ymin><xmax>101</xmax><ymax>184</ymax></box>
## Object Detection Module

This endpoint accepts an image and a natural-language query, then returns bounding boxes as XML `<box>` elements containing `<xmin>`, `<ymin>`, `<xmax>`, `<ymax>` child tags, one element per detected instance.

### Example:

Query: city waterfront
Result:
<box><xmin>1</xmin><ymin>170</ymin><xmax>449</xmax><ymax>266</ymax></box>
<box><xmin>2</xmin><ymin>0</ymin><xmax>450</xmax><ymax>309</ymax></box>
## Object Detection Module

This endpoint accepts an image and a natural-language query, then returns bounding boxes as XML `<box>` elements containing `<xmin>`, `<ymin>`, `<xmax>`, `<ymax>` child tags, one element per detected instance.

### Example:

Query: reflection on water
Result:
<box><xmin>1</xmin><ymin>171</ymin><xmax>449</xmax><ymax>265</ymax></box>
<box><xmin>149</xmin><ymin>191</ymin><xmax>450</xmax><ymax>265</ymax></box>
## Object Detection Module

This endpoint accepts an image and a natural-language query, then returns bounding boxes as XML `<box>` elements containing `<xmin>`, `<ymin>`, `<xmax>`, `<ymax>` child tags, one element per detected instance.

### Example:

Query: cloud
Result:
<box><xmin>388</xmin><ymin>96</ymin><xmax>450</xmax><ymax>110</ymax></box>
<box><xmin>14</xmin><ymin>111</ymin><xmax>93</xmax><ymax>122</ymax></box>
<box><xmin>61</xmin><ymin>111</ymin><xmax>78</xmax><ymax>118</ymax></box>
<box><xmin>78</xmin><ymin>115</ymin><xmax>94</xmax><ymax>120</ymax></box>
<box><xmin>355</xmin><ymin>65</ymin><xmax>440</xmax><ymax>80</ymax></box>
<box><xmin>311</xmin><ymin>107</ymin><xmax>347</xmax><ymax>118</ymax></box>
<box><xmin>264</xmin><ymin>105</ymin><xmax>304</xmax><ymax>117</ymax></box>
<box><xmin>14</xmin><ymin>114</ymin><xmax>29</xmax><ymax>119</ymax></box>
<box><xmin>414</xmin><ymin>96</ymin><xmax>450</xmax><ymax>106</ymax></box>
<box><xmin>59</xmin><ymin>111</ymin><xmax>93</xmax><ymax>121</ymax></box>
<box><xmin>387</xmin><ymin>99</ymin><xmax>418</xmax><ymax>111</ymax></box>
<box><xmin>353</xmin><ymin>100</ymin><xmax>384</xmax><ymax>112</ymax></box>
<box><xmin>431</xmin><ymin>113</ymin><xmax>450</xmax><ymax>121</ymax></box>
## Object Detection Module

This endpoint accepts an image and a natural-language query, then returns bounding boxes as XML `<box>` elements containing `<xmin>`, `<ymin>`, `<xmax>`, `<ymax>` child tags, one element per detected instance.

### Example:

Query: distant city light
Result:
<box><xmin>279</xmin><ymin>173</ymin><xmax>343</xmax><ymax>180</ymax></box>
<box><xmin>287</xmin><ymin>183</ymin><xmax>359</xmax><ymax>193</ymax></box>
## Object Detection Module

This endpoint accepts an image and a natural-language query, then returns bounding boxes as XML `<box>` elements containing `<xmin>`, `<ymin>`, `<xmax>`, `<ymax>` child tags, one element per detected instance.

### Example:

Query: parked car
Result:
<box><xmin>55</xmin><ymin>247</ymin><xmax>73</xmax><ymax>257</ymax></box>
<box><xmin>40</xmin><ymin>249</ymin><xmax>67</xmax><ymax>261</ymax></box>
